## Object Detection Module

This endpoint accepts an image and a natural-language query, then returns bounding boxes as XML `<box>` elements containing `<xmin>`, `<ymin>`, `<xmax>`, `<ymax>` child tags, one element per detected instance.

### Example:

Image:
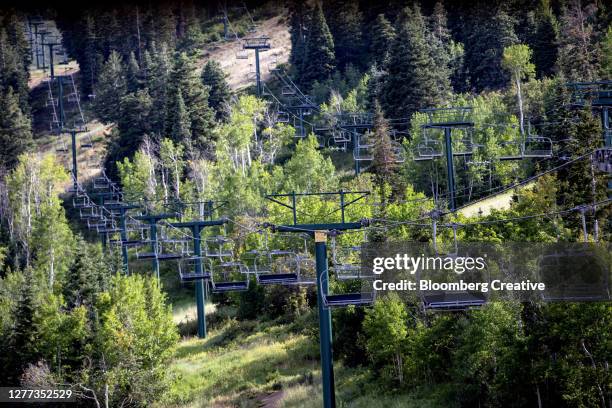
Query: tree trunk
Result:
<box><xmin>516</xmin><ymin>75</ymin><xmax>525</xmax><ymax>136</ymax></box>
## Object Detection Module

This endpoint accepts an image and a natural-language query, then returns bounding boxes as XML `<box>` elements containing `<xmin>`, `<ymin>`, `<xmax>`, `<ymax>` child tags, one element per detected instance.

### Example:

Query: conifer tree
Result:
<box><xmin>170</xmin><ymin>88</ymin><xmax>192</xmax><ymax>147</ymax></box>
<box><xmin>94</xmin><ymin>51</ymin><xmax>127</xmax><ymax>123</ymax></box>
<box><xmin>557</xmin><ymin>0</ymin><xmax>599</xmax><ymax>81</ymax></box>
<box><xmin>63</xmin><ymin>237</ymin><xmax>97</xmax><ymax>309</ymax></box>
<box><xmin>201</xmin><ymin>61</ymin><xmax>231</xmax><ymax>123</ymax></box>
<box><xmin>147</xmin><ymin>43</ymin><xmax>171</xmax><ymax>136</ymax></box>
<box><xmin>0</xmin><ymin>87</ymin><xmax>32</xmax><ymax>169</ymax></box>
<box><xmin>6</xmin><ymin>268</ymin><xmax>39</xmax><ymax>383</ymax></box>
<box><xmin>532</xmin><ymin>1</ymin><xmax>559</xmax><ymax>78</ymax></box>
<box><xmin>0</xmin><ymin>29</ymin><xmax>30</xmax><ymax>114</ymax></box>
<box><xmin>463</xmin><ymin>7</ymin><xmax>518</xmax><ymax>91</ymax></box>
<box><xmin>166</xmin><ymin>52</ymin><xmax>215</xmax><ymax>154</ymax></box>
<box><xmin>370</xmin><ymin>101</ymin><xmax>398</xmax><ymax>203</ymax></box>
<box><xmin>302</xmin><ymin>3</ymin><xmax>336</xmax><ymax>88</ymax></box>
<box><xmin>369</xmin><ymin>14</ymin><xmax>396</xmax><ymax>65</ymax></box>
<box><xmin>324</xmin><ymin>0</ymin><xmax>363</xmax><ymax>68</ymax></box>
<box><xmin>126</xmin><ymin>51</ymin><xmax>141</xmax><ymax>92</ymax></box>
<box><xmin>381</xmin><ymin>6</ymin><xmax>443</xmax><ymax>119</ymax></box>
<box><xmin>288</xmin><ymin>0</ymin><xmax>309</xmax><ymax>76</ymax></box>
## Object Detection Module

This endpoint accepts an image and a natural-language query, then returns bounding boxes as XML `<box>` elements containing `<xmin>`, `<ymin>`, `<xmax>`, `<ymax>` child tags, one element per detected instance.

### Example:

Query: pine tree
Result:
<box><xmin>126</xmin><ymin>51</ymin><xmax>141</xmax><ymax>92</ymax></box>
<box><xmin>381</xmin><ymin>6</ymin><xmax>443</xmax><ymax>119</ymax></box>
<box><xmin>532</xmin><ymin>1</ymin><xmax>559</xmax><ymax>79</ymax></box>
<box><xmin>324</xmin><ymin>0</ymin><xmax>363</xmax><ymax>69</ymax></box>
<box><xmin>166</xmin><ymin>52</ymin><xmax>215</xmax><ymax>154</ymax></box>
<box><xmin>557</xmin><ymin>0</ymin><xmax>599</xmax><ymax>81</ymax></box>
<box><xmin>427</xmin><ymin>2</ymin><xmax>453</xmax><ymax>99</ymax></box>
<box><xmin>369</xmin><ymin>14</ymin><xmax>396</xmax><ymax>66</ymax></box>
<box><xmin>0</xmin><ymin>29</ymin><xmax>30</xmax><ymax>114</ymax></box>
<box><xmin>147</xmin><ymin>43</ymin><xmax>171</xmax><ymax>136</ymax></box>
<box><xmin>170</xmin><ymin>88</ymin><xmax>192</xmax><ymax>146</ymax></box>
<box><xmin>201</xmin><ymin>61</ymin><xmax>231</xmax><ymax>123</ymax></box>
<box><xmin>463</xmin><ymin>7</ymin><xmax>518</xmax><ymax>91</ymax></box>
<box><xmin>370</xmin><ymin>101</ymin><xmax>398</xmax><ymax>203</ymax></box>
<box><xmin>63</xmin><ymin>237</ymin><xmax>97</xmax><ymax>309</ymax></box>
<box><xmin>94</xmin><ymin>51</ymin><xmax>127</xmax><ymax>123</ymax></box>
<box><xmin>302</xmin><ymin>3</ymin><xmax>336</xmax><ymax>88</ymax></box>
<box><xmin>0</xmin><ymin>87</ymin><xmax>32</xmax><ymax>169</ymax></box>
<box><xmin>288</xmin><ymin>0</ymin><xmax>309</xmax><ymax>76</ymax></box>
<box><xmin>6</xmin><ymin>268</ymin><xmax>39</xmax><ymax>383</ymax></box>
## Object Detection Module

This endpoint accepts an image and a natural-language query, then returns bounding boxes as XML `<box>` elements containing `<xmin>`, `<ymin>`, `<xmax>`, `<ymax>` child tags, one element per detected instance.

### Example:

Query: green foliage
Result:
<box><xmin>201</xmin><ymin>60</ymin><xmax>232</xmax><ymax>122</ymax></box>
<box><xmin>463</xmin><ymin>7</ymin><xmax>518</xmax><ymax>91</ymax></box>
<box><xmin>324</xmin><ymin>0</ymin><xmax>363</xmax><ymax>69</ymax></box>
<box><xmin>0</xmin><ymin>87</ymin><xmax>32</xmax><ymax>169</ymax></box>
<box><xmin>94</xmin><ymin>51</ymin><xmax>127</xmax><ymax>123</ymax></box>
<box><xmin>381</xmin><ymin>6</ymin><xmax>447</xmax><ymax>119</ymax></box>
<box><xmin>363</xmin><ymin>293</ymin><xmax>408</xmax><ymax>385</ymax></box>
<box><xmin>302</xmin><ymin>3</ymin><xmax>336</xmax><ymax>88</ymax></box>
<box><xmin>369</xmin><ymin>14</ymin><xmax>395</xmax><ymax>66</ymax></box>
<box><xmin>166</xmin><ymin>52</ymin><xmax>215</xmax><ymax>154</ymax></box>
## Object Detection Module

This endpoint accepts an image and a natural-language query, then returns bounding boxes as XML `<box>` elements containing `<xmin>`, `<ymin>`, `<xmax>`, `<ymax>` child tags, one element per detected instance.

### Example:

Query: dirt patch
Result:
<box><xmin>257</xmin><ymin>390</ymin><xmax>285</xmax><ymax>408</ymax></box>
<box><xmin>197</xmin><ymin>14</ymin><xmax>290</xmax><ymax>92</ymax></box>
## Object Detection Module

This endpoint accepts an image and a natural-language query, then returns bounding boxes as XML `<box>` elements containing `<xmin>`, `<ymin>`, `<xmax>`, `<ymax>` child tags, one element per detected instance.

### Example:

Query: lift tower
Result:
<box><xmin>30</xmin><ymin>20</ymin><xmax>44</xmax><ymax>68</ymax></box>
<box><xmin>266</xmin><ymin>191</ymin><xmax>370</xmax><ymax>408</ymax></box>
<box><xmin>242</xmin><ymin>37</ymin><xmax>270</xmax><ymax>96</ymax></box>
<box><xmin>420</xmin><ymin>107</ymin><xmax>474</xmax><ymax>212</ymax></box>
<box><xmin>172</xmin><ymin>216</ymin><xmax>228</xmax><ymax>338</ymax></box>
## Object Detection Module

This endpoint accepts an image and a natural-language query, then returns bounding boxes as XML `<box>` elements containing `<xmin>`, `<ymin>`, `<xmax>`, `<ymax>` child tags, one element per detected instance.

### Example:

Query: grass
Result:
<box><xmin>157</xmin><ymin>317</ymin><xmax>321</xmax><ymax>407</ymax></box>
<box><xmin>157</xmin><ymin>298</ymin><xmax>443</xmax><ymax>408</ymax></box>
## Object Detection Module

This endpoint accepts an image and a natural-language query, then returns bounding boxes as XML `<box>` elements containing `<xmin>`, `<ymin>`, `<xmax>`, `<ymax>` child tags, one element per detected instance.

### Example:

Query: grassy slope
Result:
<box><xmin>155</xmin><ymin>285</ymin><xmax>438</xmax><ymax>408</ymax></box>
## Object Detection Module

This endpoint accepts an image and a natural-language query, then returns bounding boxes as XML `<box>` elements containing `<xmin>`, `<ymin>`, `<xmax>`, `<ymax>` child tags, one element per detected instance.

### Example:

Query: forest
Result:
<box><xmin>0</xmin><ymin>0</ymin><xmax>610</xmax><ymax>407</ymax></box>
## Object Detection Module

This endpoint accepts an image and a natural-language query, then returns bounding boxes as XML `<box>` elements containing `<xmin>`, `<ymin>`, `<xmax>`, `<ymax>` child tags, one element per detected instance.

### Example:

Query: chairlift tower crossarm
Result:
<box><xmin>134</xmin><ymin>213</ymin><xmax>178</xmax><ymax>282</ymax></box>
<box><xmin>419</xmin><ymin>107</ymin><xmax>475</xmax><ymax>212</ymax></box>
<box><xmin>265</xmin><ymin>190</ymin><xmax>370</xmax><ymax>408</ymax></box>
<box><xmin>171</xmin><ymin>217</ymin><xmax>228</xmax><ymax>338</ymax></box>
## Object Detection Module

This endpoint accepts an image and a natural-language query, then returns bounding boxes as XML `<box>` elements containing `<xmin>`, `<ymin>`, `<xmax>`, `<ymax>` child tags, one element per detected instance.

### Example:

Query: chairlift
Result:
<box><xmin>331</xmin><ymin>242</ymin><xmax>362</xmax><ymax>280</ymax></box>
<box><xmin>210</xmin><ymin>260</ymin><xmax>250</xmax><ymax>292</ymax></box>
<box><xmin>67</xmin><ymin>93</ymin><xmax>79</xmax><ymax>103</ymax></box>
<box><xmin>594</xmin><ymin>148</ymin><xmax>612</xmax><ymax>173</ymax></box>
<box><xmin>81</xmin><ymin>137</ymin><xmax>93</xmax><ymax>149</ymax></box>
<box><xmin>179</xmin><ymin>256</ymin><xmax>211</xmax><ymax>282</ymax></box>
<box><xmin>333</xmin><ymin>130</ymin><xmax>351</xmax><ymax>143</ymax></box>
<box><xmin>204</xmin><ymin>235</ymin><xmax>234</xmax><ymax>258</ymax></box>
<box><xmin>135</xmin><ymin>241</ymin><xmax>157</xmax><ymax>260</ymax></box>
<box><xmin>55</xmin><ymin>138</ymin><xmax>68</xmax><ymax>153</ymax></box>
<box><xmin>538</xmin><ymin>249</ymin><xmax>610</xmax><ymax>301</ymax></box>
<box><xmin>419</xmin><ymin>227</ymin><xmax>489</xmax><ymax>311</ymax></box>
<box><xmin>353</xmin><ymin>142</ymin><xmax>374</xmax><ymax>161</ymax></box>
<box><xmin>523</xmin><ymin>136</ymin><xmax>553</xmax><ymax>158</ymax></box>
<box><xmin>276</xmin><ymin>111</ymin><xmax>289</xmax><ymax>123</ymax></box>
<box><xmin>282</xmin><ymin>86</ymin><xmax>295</xmax><ymax>96</ymax></box>
<box><xmin>417</xmin><ymin>139</ymin><xmax>443</xmax><ymax>159</ymax></box>
<box><xmin>498</xmin><ymin>140</ymin><xmax>524</xmax><ymax>161</ymax></box>
<box><xmin>157</xmin><ymin>238</ymin><xmax>191</xmax><ymax>261</ymax></box>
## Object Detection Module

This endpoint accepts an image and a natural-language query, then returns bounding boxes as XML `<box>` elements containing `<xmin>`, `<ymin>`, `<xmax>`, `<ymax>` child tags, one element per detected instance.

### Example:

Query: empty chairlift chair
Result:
<box><xmin>353</xmin><ymin>140</ymin><xmax>374</xmax><ymax>161</ymax></box>
<box><xmin>276</xmin><ymin>111</ymin><xmax>290</xmax><ymax>124</ymax></box>
<box><xmin>210</xmin><ymin>260</ymin><xmax>250</xmax><ymax>292</ymax></box>
<box><xmin>538</xmin><ymin>249</ymin><xmax>610</xmax><ymax>301</ymax></box>
<box><xmin>179</xmin><ymin>256</ymin><xmax>211</xmax><ymax>282</ymax></box>
<box><xmin>498</xmin><ymin>139</ymin><xmax>525</xmax><ymax>161</ymax></box>
<box><xmin>282</xmin><ymin>86</ymin><xmax>296</xmax><ymax>96</ymax></box>
<box><xmin>523</xmin><ymin>136</ymin><xmax>553</xmax><ymax>158</ymax></box>
<box><xmin>204</xmin><ymin>235</ymin><xmax>234</xmax><ymax>258</ymax></box>
<box><xmin>321</xmin><ymin>240</ymin><xmax>375</xmax><ymax>308</ymax></box>
<box><xmin>418</xmin><ymin>234</ymin><xmax>489</xmax><ymax>311</ymax></box>
<box><xmin>157</xmin><ymin>238</ymin><xmax>191</xmax><ymax>261</ymax></box>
